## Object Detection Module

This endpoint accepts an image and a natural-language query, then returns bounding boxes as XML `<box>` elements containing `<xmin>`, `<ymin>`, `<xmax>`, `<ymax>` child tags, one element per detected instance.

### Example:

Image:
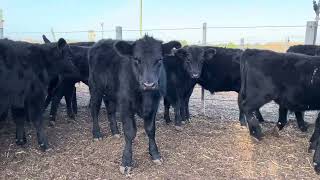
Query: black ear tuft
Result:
<box><xmin>204</xmin><ymin>48</ymin><xmax>217</xmax><ymax>60</ymax></box>
<box><xmin>114</xmin><ymin>41</ymin><xmax>133</xmax><ymax>56</ymax></box>
<box><xmin>42</xmin><ymin>35</ymin><xmax>51</xmax><ymax>44</ymax></box>
<box><xmin>57</xmin><ymin>38</ymin><xmax>67</xmax><ymax>50</ymax></box>
<box><xmin>174</xmin><ymin>48</ymin><xmax>187</xmax><ymax>60</ymax></box>
<box><xmin>163</xmin><ymin>41</ymin><xmax>182</xmax><ymax>55</ymax></box>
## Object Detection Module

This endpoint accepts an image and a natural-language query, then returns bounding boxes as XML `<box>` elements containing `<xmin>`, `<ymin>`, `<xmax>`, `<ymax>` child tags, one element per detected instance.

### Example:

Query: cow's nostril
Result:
<box><xmin>143</xmin><ymin>82</ymin><xmax>155</xmax><ymax>88</ymax></box>
<box><xmin>192</xmin><ymin>73</ymin><xmax>199</xmax><ymax>78</ymax></box>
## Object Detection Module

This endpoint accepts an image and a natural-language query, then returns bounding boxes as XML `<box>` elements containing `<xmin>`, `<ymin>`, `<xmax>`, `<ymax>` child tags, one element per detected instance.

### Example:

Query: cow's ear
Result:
<box><xmin>163</xmin><ymin>41</ymin><xmax>181</xmax><ymax>55</ymax></box>
<box><xmin>114</xmin><ymin>41</ymin><xmax>133</xmax><ymax>56</ymax></box>
<box><xmin>204</xmin><ymin>48</ymin><xmax>216</xmax><ymax>60</ymax></box>
<box><xmin>174</xmin><ymin>48</ymin><xmax>187</xmax><ymax>60</ymax></box>
<box><xmin>57</xmin><ymin>38</ymin><xmax>68</xmax><ymax>50</ymax></box>
<box><xmin>42</xmin><ymin>35</ymin><xmax>51</xmax><ymax>44</ymax></box>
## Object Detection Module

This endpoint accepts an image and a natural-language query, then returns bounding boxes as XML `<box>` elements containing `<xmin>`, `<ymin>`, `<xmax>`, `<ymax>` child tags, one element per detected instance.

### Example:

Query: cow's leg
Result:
<box><xmin>28</xmin><ymin>97</ymin><xmax>48</xmax><ymax>151</ymax></box>
<box><xmin>238</xmin><ymin>95</ymin><xmax>247</xmax><ymax>126</ymax></box>
<box><xmin>184</xmin><ymin>87</ymin><xmax>193</xmax><ymax>123</ymax></box>
<box><xmin>44</xmin><ymin>94</ymin><xmax>52</xmax><ymax>110</ymax></box>
<box><xmin>277</xmin><ymin>106</ymin><xmax>288</xmax><ymax>130</ymax></box>
<box><xmin>143</xmin><ymin>100</ymin><xmax>162</xmax><ymax>165</ymax></box>
<box><xmin>173</xmin><ymin>101</ymin><xmax>183</xmax><ymax>131</ymax></box>
<box><xmin>103</xmin><ymin>98</ymin><xmax>120</xmax><ymax>137</ymax></box>
<box><xmin>310</xmin><ymin>113</ymin><xmax>320</xmax><ymax>173</ymax></box>
<box><xmin>90</xmin><ymin>88</ymin><xmax>103</xmax><ymax>140</ymax></box>
<box><xmin>180</xmin><ymin>99</ymin><xmax>187</xmax><ymax>125</ymax></box>
<box><xmin>64</xmin><ymin>84</ymin><xmax>75</xmax><ymax>119</ymax></box>
<box><xmin>119</xmin><ymin>104</ymin><xmax>136</xmax><ymax>175</ymax></box>
<box><xmin>163</xmin><ymin>98</ymin><xmax>171</xmax><ymax>124</ymax></box>
<box><xmin>255</xmin><ymin>109</ymin><xmax>264</xmax><ymax>122</ymax></box>
<box><xmin>72</xmin><ymin>86</ymin><xmax>78</xmax><ymax>115</ymax></box>
<box><xmin>49</xmin><ymin>87</ymin><xmax>64</xmax><ymax>126</ymax></box>
<box><xmin>295</xmin><ymin>111</ymin><xmax>308</xmax><ymax>132</ymax></box>
<box><xmin>12</xmin><ymin>107</ymin><xmax>27</xmax><ymax>145</ymax></box>
<box><xmin>309</xmin><ymin>113</ymin><xmax>320</xmax><ymax>152</ymax></box>
<box><xmin>245</xmin><ymin>111</ymin><xmax>263</xmax><ymax>141</ymax></box>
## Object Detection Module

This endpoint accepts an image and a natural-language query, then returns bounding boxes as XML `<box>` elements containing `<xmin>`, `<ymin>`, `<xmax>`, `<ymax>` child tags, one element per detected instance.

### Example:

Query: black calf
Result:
<box><xmin>88</xmin><ymin>36</ymin><xmax>180</xmax><ymax>175</ymax></box>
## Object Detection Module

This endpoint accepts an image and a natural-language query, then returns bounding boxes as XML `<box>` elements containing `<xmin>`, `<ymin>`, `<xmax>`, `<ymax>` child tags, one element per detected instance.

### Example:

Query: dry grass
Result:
<box><xmin>0</xmin><ymin>104</ymin><xmax>319</xmax><ymax>179</ymax></box>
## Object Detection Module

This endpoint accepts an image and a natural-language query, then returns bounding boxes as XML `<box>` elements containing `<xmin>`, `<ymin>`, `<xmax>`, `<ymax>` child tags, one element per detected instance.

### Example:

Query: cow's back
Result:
<box><xmin>199</xmin><ymin>47</ymin><xmax>243</xmax><ymax>93</ymax></box>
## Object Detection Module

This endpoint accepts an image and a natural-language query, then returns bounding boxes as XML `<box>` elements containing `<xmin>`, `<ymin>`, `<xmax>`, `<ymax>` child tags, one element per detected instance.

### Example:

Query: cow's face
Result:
<box><xmin>175</xmin><ymin>46</ymin><xmax>216</xmax><ymax>79</ymax></box>
<box><xmin>46</xmin><ymin>38</ymin><xmax>80</xmax><ymax>80</ymax></box>
<box><xmin>115</xmin><ymin>36</ymin><xmax>181</xmax><ymax>91</ymax></box>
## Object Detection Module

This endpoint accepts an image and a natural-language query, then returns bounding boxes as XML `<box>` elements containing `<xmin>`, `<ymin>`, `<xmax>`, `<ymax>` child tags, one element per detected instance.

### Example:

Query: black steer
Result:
<box><xmin>275</xmin><ymin>45</ymin><xmax>320</xmax><ymax>132</ymax></box>
<box><xmin>88</xmin><ymin>36</ymin><xmax>180</xmax><ymax>175</ymax></box>
<box><xmin>42</xmin><ymin>35</ymin><xmax>93</xmax><ymax>126</ymax></box>
<box><xmin>163</xmin><ymin>45</ymin><xmax>216</xmax><ymax>130</ymax></box>
<box><xmin>198</xmin><ymin>47</ymin><xmax>264</xmax><ymax>125</ymax></box>
<box><xmin>0</xmin><ymin>38</ymin><xmax>79</xmax><ymax>151</ymax></box>
<box><xmin>238</xmin><ymin>49</ymin><xmax>320</xmax><ymax>173</ymax></box>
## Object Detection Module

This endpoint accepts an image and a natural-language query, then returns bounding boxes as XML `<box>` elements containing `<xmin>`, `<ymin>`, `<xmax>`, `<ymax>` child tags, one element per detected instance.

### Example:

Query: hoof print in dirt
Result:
<box><xmin>174</xmin><ymin>126</ymin><xmax>183</xmax><ymax>131</ymax></box>
<box><xmin>152</xmin><ymin>158</ymin><xmax>163</xmax><ymax>165</ymax></box>
<box><xmin>119</xmin><ymin>166</ymin><xmax>132</xmax><ymax>176</ymax></box>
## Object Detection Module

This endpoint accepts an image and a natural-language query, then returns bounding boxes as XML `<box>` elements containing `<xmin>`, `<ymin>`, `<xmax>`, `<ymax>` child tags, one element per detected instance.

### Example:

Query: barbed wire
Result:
<box><xmin>5</xmin><ymin>25</ymin><xmax>306</xmax><ymax>34</ymax></box>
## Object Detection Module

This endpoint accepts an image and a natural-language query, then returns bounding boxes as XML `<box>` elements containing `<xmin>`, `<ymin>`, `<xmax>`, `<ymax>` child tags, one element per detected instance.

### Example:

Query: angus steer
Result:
<box><xmin>0</xmin><ymin>38</ymin><xmax>79</xmax><ymax>151</ymax></box>
<box><xmin>88</xmin><ymin>36</ymin><xmax>180</xmax><ymax>175</ymax></box>
<box><xmin>275</xmin><ymin>45</ymin><xmax>320</xmax><ymax>132</ymax></box>
<box><xmin>198</xmin><ymin>47</ymin><xmax>264</xmax><ymax>125</ymax></box>
<box><xmin>238</xmin><ymin>49</ymin><xmax>320</xmax><ymax>173</ymax></box>
<box><xmin>42</xmin><ymin>35</ymin><xmax>94</xmax><ymax>126</ymax></box>
<box><xmin>163</xmin><ymin>46</ymin><xmax>216</xmax><ymax>130</ymax></box>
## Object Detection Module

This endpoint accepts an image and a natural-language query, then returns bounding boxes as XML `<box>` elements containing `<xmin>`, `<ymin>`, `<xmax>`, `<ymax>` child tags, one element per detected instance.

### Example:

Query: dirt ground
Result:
<box><xmin>0</xmin><ymin>84</ymin><xmax>320</xmax><ymax>179</ymax></box>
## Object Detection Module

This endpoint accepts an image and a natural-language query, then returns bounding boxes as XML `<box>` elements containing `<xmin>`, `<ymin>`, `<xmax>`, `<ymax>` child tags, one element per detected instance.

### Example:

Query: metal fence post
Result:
<box><xmin>240</xmin><ymin>38</ymin><xmax>245</xmax><ymax>50</ymax></box>
<box><xmin>116</xmin><ymin>26</ymin><xmax>122</xmax><ymax>40</ymax></box>
<box><xmin>201</xmin><ymin>22</ymin><xmax>207</xmax><ymax>115</ymax></box>
<box><xmin>0</xmin><ymin>9</ymin><xmax>4</xmax><ymax>39</ymax></box>
<box><xmin>305</xmin><ymin>21</ymin><xmax>318</xmax><ymax>45</ymax></box>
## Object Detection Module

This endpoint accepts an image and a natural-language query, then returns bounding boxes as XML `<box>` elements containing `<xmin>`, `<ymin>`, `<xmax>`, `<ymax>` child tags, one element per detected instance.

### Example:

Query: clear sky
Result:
<box><xmin>0</xmin><ymin>0</ymin><xmax>317</xmax><ymax>43</ymax></box>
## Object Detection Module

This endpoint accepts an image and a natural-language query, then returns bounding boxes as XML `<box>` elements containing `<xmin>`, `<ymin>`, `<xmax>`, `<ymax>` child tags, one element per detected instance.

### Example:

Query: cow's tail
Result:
<box><xmin>239</xmin><ymin>51</ymin><xmax>248</xmax><ymax>107</ymax></box>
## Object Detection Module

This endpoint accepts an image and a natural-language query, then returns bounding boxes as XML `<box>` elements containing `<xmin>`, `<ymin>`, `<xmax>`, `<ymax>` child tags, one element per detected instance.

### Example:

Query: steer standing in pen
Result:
<box><xmin>88</xmin><ymin>36</ymin><xmax>181</xmax><ymax>175</ymax></box>
<box><xmin>238</xmin><ymin>49</ymin><xmax>320</xmax><ymax>173</ymax></box>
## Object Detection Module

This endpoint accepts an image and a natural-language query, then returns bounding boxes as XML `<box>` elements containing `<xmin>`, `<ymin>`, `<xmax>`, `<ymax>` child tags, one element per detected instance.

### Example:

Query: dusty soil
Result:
<box><xmin>0</xmin><ymin>84</ymin><xmax>319</xmax><ymax>179</ymax></box>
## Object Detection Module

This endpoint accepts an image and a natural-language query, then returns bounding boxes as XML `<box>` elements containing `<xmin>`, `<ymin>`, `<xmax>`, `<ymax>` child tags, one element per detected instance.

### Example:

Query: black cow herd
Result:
<box><xmin>1</xmin><ymin>35</ymin><xmax>320</xmax><ymax>175</ymax></box>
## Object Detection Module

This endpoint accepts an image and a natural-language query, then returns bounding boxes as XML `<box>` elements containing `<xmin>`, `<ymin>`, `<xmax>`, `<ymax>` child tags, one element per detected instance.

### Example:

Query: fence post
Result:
<box><xmin>201</xmin><ymin>22</ymin><xmax>207</xmax><ymax>115</ymax></box>
<box><xmin>240</xmin><ymin>38</ymin><xmax>245</xmax><ymax>50</ymax></box>
<box><xmin>0</xmin><ymin>9</ymin><xmax>4</xmax><ymax>39</ymax></box>
<box><xmin>305</xmin><ymin>21</ymin><xmax>318</xmax><ymax>45</ymax></box>
<box><xmin>116</xmin><ymin>26</ymin><xmax>122</xmax><ymax>40</ymax></box>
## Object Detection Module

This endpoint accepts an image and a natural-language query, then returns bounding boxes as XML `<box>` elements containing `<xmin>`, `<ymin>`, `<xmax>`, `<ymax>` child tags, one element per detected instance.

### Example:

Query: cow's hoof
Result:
<box><xmin>113</xmin><ymin>134</ymin><xmax>121</xmax><ymax>139</ymax></box>
<box><xmin>181</xmin><ymin>121</ymin><xmax>186</xmax><ymax>125</ymax></box>
<box><xmin>39</xmin><ymin>143</ymin><xmax>49</xmax><ymax>152</ymax></box>
<box><xmin>277</xmin><ymin>122</ymin><xmax>285</xmax><ymax>131</ymax></box>
<box><xmin>68</xmin><ymin>113</ymin><xmax>75</xmax><ymax>120</ymax></box>
<box><xmin>308</xmin><ymin>143</ymin><xmax>315</xmax><ymax>153</ymax></box>
<box><xmin>174</xmin><ymin>126</ymin><xmax>183</xmax><ymax>131</ymax></box>
<box><xmin>299</xmin><ymin>124</ymin><xmax>308</xmax><ymax>132</ymax></box>
<box><xmin>119</xmin><ymin>166</ymin><xmax>132</xmax><ymax>176</ymax></box>
<box><xmin>16</xmin><ymin>138</ymin><xmax>27</xmax><ymax>146</ymax></box>
<box><xmin>49</xmin><ymin>121</ymin><xmax>55</xmax><ymax>127</ymax></box>
<box><xmin>240</xmin><ymin>121</ymin><xmax>247</xmax><ymax>127</ymax></box>
<box><xmin>152</xmin><ymin>158</ymin><xmax>163</xmax><ymax>165</ymax></box>
<box><xmin>314</xmin><ymin>163</ymin><xmax>320</xmax><ymax>174</ymax></box>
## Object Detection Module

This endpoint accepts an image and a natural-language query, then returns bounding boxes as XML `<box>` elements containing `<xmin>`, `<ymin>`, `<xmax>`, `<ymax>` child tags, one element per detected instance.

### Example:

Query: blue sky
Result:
<box><xmin>1</xmin><ymin>0</ymin><xmax>316</xmax><ymax>43</ymax></box>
